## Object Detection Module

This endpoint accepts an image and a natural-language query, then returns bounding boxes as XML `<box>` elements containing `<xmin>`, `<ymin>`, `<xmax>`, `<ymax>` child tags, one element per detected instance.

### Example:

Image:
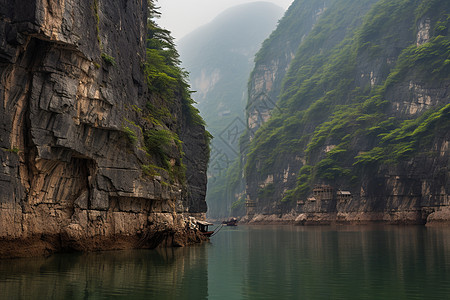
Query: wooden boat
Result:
<box><xmin>197</xmin><ymin>220</ymin><xmax>214</xmax><ymax>237</ymax></box>
<box><xmin>222</xmin><ymin>218</ymin><xmax>238</xmax><ymax>226</ymax></box>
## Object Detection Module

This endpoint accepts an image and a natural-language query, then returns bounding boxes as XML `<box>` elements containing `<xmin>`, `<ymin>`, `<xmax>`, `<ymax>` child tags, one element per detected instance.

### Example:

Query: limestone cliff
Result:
<box><xmin>229</xmin><ymin>0</ymin><xmax>335</xmax><ymax>217</ymax></box>
<box><xmin>177</xmin><ymin>2</ymin><xmax>284</xmax><ymax>219</ymax></box>
<box><xmin>241</xmin><ymin>0</ymin><xmax>449</xmax><ymax>225</ymax></box>
<box><xmin>247</xmin><ymin>0</ymin><xmax>332</xmax><ymax>135</ymax></box>
<box><xmin>0</xmin><ymin>0</ymin><xmax>209</xmax><ymax>258</ymax></box>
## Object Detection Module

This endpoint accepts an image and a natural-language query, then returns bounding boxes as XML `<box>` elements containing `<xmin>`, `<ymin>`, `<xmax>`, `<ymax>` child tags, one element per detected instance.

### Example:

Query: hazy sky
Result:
<box><xmin>156</xmin><ymin>0</ymin><xmax>294</xmax><ymax>40</ymax></box>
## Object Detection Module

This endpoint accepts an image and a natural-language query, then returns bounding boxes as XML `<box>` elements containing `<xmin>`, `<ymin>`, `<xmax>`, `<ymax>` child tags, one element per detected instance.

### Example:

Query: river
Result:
<box><xmin>1</xmin><ymin>225</ymin><xmax>449</xmax><ymax>299</ymax></box>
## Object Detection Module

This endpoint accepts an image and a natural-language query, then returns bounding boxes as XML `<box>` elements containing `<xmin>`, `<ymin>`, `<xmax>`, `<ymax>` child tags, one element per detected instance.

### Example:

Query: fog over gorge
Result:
<box><xmin>157</xmin><ymin>0</ymin><xmax>294</xmax><ymax>40</ymax></box>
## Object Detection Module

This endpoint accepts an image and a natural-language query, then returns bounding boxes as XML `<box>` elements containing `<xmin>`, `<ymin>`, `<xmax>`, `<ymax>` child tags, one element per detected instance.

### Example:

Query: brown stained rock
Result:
<box><xmin>0</xmin><ymin>1</ymin><xmax>209</xmax><ymax>258</ymax></box>
<box><xmin>426</xmin><ymin>207</ymin><xmax>450</xmax><ymax>226</ymax></box>
<box><xmin>244</xmin><ymin>211</ymin><xmax>430</xmax><ymax>226</ymax></box>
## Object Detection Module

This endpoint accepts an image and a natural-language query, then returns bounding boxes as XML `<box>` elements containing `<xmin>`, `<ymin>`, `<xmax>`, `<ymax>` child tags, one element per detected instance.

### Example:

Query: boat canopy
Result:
<box><xmin>197</xmin><ymin>220</ymin><xmax>213</xmax><ymax>226</ymax></box>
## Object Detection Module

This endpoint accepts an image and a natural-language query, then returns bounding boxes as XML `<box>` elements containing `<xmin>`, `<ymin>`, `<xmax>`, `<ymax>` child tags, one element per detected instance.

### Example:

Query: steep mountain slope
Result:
<box><xmin>177</xmin><ymin>2</ymin><xmax>284</xmax><ymax>218</ymax></box>
<box><xmin>247</xmin><ymin>0</ymin><xmax>333</xmax><ymax>135</ymax></box>
<box><xmin>179</xmin><ymin>2</ymin><xmax>284</xmax><ymax>128</ymax></box>
<box><xmin>241</xmin><ymin>0</ymin><xmax>449</xmax><ymax>224</ymax></box>
<box><xmin>0</xmin><ymin>0</ymin><xmax>209</xmax><ymax>257</ymax></box>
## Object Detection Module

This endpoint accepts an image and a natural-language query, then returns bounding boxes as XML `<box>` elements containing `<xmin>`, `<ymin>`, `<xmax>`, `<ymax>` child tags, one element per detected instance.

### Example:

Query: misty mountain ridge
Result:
<box><xmin>178</xmin><ymin>1</ymin><xmax>285</xmax><ymax>218</ymax></box>
<box><xmin>178</xmin><ymin>2</ymin><xmax>284</xmax><ymax>107</ymax></box>
<box><xmin>179</xmin><ymin>2</ymin><xmax>285</xmax><ymax>62</ymax></box>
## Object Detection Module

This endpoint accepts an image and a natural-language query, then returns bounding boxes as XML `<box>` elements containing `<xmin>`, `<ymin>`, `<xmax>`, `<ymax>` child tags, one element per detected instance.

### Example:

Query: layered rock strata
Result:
<box><xmin>241</xmin><ymin>0</ymin><xmax>449</xmax><ymax>225</ymax></box>
<box><xmin>0</xmin><ymin>0</ymin><xmax>208</xmax><ymax>258</ymax></box>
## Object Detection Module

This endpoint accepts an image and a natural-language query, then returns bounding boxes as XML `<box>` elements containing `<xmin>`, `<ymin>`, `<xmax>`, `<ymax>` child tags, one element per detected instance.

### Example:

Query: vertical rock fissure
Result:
<box><xmin>18</xmin><ymin>38</ymin><xmax>41</xmax><ymax>219</ymax></box>
<box><xmin>1</xmin><ymin>0</ymin><xmax>209</xmax><ymax>258</ymax></box>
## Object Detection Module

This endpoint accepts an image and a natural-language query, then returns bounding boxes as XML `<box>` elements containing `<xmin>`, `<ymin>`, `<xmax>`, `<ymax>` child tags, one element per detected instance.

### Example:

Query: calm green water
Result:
<box><xmin>1</xmin><ymin>225</ymin><xmax>450</xmax><ymax>299</ymax></box>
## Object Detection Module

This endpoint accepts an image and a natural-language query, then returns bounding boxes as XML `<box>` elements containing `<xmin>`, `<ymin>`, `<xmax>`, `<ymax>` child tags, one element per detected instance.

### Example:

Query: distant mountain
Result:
<box><xmin>178</xmin><ymin>2</ymin><xmax>284</xmax><ymax>218</ymax></box>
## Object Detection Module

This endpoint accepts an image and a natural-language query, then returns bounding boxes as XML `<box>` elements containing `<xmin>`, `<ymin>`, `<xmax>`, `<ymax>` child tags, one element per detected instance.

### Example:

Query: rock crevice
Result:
<box><xmin>0</xmin><ymin>0</ymin><xmax>208</xmax><ymax>258</ymax></box>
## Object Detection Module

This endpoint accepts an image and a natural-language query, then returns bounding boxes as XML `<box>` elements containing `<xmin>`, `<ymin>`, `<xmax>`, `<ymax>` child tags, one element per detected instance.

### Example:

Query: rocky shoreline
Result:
<box><xmin>239</xmin><ymin>207</ymin><xmax>450</xmax><ymax>226</ymax></box>
<box><xmin>0</xmin><ymin>213</ymin><xmax>209</xmax><ymax>259</ymax></box>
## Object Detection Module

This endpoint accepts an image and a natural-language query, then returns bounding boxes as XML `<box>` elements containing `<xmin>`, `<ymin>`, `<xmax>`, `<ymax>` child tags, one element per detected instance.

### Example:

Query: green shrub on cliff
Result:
<box><xmin>143</xmin><ymin>128</ymin><xmax>186</xmax><ymax>182</ymax></box>
<box><xmin>136</xmin><ymin>1</ymin><xmax>210</xmax><ymax>183</ymax></box>
<box><xmin>145</xmin><ymin>2</ymin><xmax>206</xmax><ymax>128</ymax></box>
<box><xmin>245</xmin><ymin>0</ymin><xmax>450</xmax><ymax>205</ymax></box>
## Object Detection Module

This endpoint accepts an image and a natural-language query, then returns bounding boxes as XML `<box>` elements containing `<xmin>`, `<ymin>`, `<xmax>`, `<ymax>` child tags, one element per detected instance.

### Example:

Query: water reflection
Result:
<box><xmin>0</xmin><ymin>245</ymin><xmax>209</xmax><ymax>299</ymax></box>
<box><xmin>238</xmin><ymin>226</ymin><xmax>450</xmax><ymax>299</ymax></box>
<box><xmin>1</xmin><ymin>226</ymin><xmax>449</xmax><ymax>299</ymax></box>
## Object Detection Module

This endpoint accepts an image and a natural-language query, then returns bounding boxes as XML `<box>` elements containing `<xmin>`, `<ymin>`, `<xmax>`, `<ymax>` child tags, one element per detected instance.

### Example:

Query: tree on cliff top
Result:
<box><xmin>145</xmin><ymin>1</ymin><xmax>206</xmax><ymax>128</ymax></box>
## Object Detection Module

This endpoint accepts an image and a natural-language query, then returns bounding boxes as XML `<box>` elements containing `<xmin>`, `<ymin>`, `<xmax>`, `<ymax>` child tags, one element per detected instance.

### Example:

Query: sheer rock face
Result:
<box><xmin>246</xmin><ymin>0</ymin><xmax>332</xmax><ymax>137</ymax></box>
<box><xmin>242</xmin><ymin>0</ymin><xmax>449</xmax><ymax>225</ymax></box>
<box><xmin>0</xmin><ymin>0</ymin><xmax>208</xmax><ymax>257</ymax></box>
